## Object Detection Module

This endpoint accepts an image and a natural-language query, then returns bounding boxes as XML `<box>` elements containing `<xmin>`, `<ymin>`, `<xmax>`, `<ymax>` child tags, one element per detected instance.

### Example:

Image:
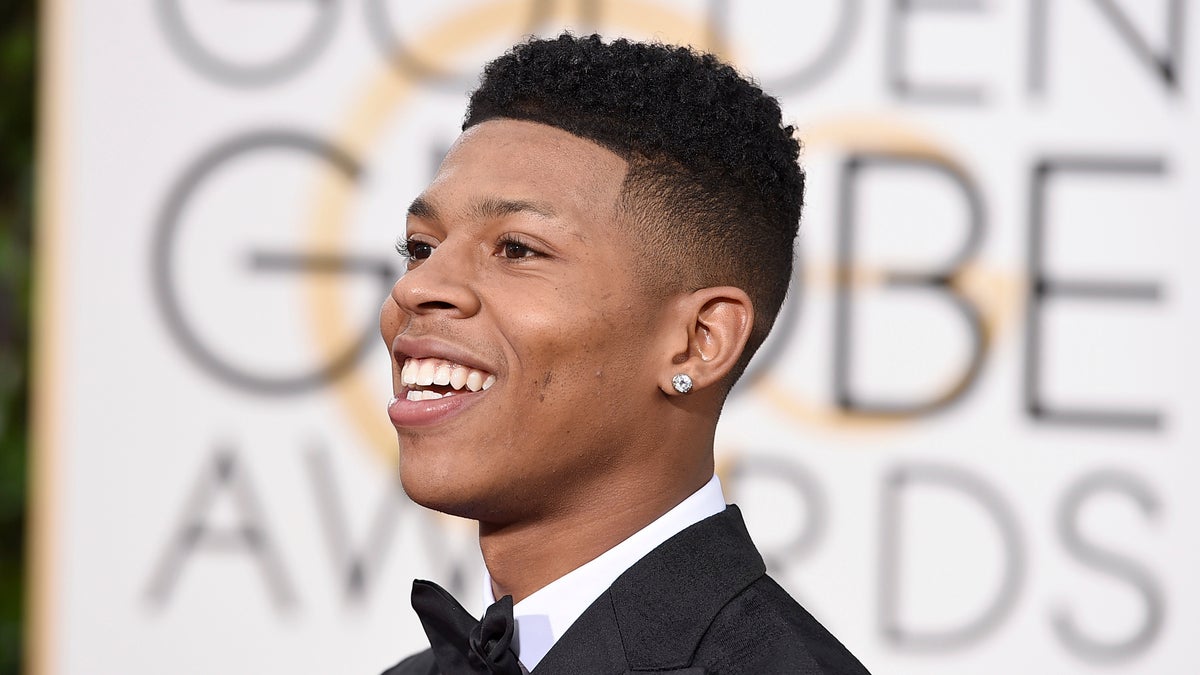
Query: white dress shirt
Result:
<box><xmin>481</xmin><ymin>474</ymin><xmax>727</xmax><ymax>671</ymax></box>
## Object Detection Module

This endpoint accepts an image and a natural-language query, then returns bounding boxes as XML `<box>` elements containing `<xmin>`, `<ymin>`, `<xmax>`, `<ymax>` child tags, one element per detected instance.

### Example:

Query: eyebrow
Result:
<box><xmin>470</xmin><ymin>197</ymin><xmax>557</xmax><ymax>221</ymax></box>
<box><xmin>406</xmin><ymin>196</ymin><xmax>438</xmax><ymax>220</ymax></box>
<box><xmin>406</xmin><ymin>196</ymin><xmax>558</xmax><ymax>223</ymax></box>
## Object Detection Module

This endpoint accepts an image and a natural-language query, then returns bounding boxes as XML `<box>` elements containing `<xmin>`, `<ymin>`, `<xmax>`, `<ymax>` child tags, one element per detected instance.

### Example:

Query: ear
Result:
<box><xmin>657</xmin><ymin>286</ymin><xmax>754</xmax><ymax>396</ymax></box>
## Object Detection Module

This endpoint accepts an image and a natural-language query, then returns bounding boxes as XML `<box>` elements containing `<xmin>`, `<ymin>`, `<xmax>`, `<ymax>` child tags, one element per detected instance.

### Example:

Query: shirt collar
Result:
<box><xmin>481</xmin><ymin>474</ymin><xmax>726</xmax><ymax>671</ymax></box>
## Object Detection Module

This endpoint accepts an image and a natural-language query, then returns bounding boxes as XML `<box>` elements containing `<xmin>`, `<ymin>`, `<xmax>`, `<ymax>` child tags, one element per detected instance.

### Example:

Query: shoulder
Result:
<box><xmin>692</xmin><ymin>575</ymin><xmax>872</xmax><ymax>675</ymax></box>
<box><xmin>379</xmin><ymin>648</ymin><xmax>437</xmax><ymax>675</ymax></box>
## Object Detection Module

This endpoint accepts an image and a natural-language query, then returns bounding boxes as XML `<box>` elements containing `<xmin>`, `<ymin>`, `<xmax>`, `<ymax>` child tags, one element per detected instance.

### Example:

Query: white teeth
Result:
<box><xmin>466</xmin><ymin>370</ymin><xmax>483</xmax><ymax>392</ymax></box>
<box><xmin>403</xmin><ymin>388</ymin><xmax>454</xmax><ymax>401</ymax></box>
<box><xmin>450</xmin><ymin>367</ymin><xmax>468</xmax><ymax>390</ymax></box>
<box><xmin>417</xmin><ymin>360</ymin><xmax>437</xmax><ymax>386</ymax></box>
<box><xmin>433</xmin><ymin>364</ymin><xmax>452</xmax><ymax>386</ymax></box>
<box><xmin>399</xmin><ymin>357</ymin><xmax>497</xmax><ymax>394</ymax></box>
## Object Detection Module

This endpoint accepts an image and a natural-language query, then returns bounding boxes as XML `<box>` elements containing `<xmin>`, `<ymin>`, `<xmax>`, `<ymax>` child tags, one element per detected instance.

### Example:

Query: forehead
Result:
<box><xmin>419</xmin><ymin>119</ymin><xmax>628</xmax><ymax>227</ymax></box>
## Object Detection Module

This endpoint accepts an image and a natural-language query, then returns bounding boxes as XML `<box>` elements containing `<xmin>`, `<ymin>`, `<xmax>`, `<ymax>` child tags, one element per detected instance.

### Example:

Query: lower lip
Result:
<box><xmin>387</xmin><ymin>390</ymin><xmax>487</xmax><ymax>428</ymax></box>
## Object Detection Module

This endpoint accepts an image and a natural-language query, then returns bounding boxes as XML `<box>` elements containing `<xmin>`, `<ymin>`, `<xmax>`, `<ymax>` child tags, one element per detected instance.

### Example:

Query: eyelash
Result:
<box><xmin>394</xmin><ymin>235</ymin><xmax>543</xmax><ymax>261</ymax></box>
<box><xmin>395</xmin><ymin>236</ymin><xmax>423</xmax><ymax>260</ymax></box>
<box><xmin>496</xmin><ymin>234</ymin><xmax>540</xmax><ymax>259</ymax></box>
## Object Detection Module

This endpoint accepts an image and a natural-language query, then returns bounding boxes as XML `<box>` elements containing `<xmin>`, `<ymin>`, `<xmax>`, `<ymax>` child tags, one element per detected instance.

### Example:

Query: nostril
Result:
<box><xmin>420</xmin><ymin>300</ymin><xmax>456</xmax><ymax>311</ymax></box>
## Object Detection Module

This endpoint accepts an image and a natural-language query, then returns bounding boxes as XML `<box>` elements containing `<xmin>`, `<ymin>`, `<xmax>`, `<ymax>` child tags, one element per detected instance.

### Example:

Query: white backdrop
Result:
<box><xmin>32</xmin><ymin>1</ymin><xmax>1199</xmax><ymax>673</ymax></box>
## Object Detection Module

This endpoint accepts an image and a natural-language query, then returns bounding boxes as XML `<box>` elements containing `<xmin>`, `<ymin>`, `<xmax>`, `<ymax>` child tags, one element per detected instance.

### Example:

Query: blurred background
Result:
<box><xmin>1</xmin><ymin>2</ymin><xmax>34</xmax><ymax>674</ymax></box>
<box><xmin>11</xmin><ymin>0</ymin><xmax>1200</xmax><ymax>673</ymax></box>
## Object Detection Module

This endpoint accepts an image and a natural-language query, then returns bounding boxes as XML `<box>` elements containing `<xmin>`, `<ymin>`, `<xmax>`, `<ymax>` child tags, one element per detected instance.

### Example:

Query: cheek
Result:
<box><xmin>530</xmin><ymin>314</ymin><xmax>648</xmax><ymax>404</ymax></box>
<box><xmin>489</xmin><ymin>268</ymin><xmax>653</xmax><ymax>395</ymax></box>
<box><xmin>498</xmin><ymin>314</ymin><xmax>600</xmax><ymax>403</ymax></box>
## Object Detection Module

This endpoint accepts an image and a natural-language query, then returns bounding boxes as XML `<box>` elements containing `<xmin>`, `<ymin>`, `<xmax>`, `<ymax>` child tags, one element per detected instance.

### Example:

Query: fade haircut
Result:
<box><xmin>464</xmin><ymin>33</ymin><xmax>803</xmax><ymax>383</ymax></box>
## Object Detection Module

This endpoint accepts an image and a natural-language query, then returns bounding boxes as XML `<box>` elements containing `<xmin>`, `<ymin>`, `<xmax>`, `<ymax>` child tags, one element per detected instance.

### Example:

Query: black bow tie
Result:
<box><xmin>411</xmin><ymin>579</ymin><xmax>524</xmax><ymax>675</ymax></box>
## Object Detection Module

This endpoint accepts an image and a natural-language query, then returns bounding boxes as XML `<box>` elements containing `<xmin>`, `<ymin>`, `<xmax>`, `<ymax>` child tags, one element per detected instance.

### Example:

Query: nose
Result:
<box><xmin>385</xmin><ymin>247</ymin><xmax>482</xmax><ymax>322</ymax></box>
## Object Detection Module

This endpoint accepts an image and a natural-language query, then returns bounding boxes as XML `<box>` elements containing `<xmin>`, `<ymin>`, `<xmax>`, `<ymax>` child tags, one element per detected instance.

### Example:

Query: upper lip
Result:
<box><xmin>390</xmin><ymin>335</ymin><xmax>497</xmax><ymax>375</ymax></box>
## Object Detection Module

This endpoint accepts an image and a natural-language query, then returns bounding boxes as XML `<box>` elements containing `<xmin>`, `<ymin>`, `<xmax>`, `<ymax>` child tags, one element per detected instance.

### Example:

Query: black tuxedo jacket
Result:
<box><xmin>382</xmin><ymin>505</ymin><xmax>871</xmax><ymax>674</ymax></box>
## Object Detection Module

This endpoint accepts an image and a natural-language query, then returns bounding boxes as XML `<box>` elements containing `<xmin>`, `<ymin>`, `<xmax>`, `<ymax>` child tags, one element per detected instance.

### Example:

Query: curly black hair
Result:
<box><xmin>464</xmin><ymin>33</ymin><xmax>803</xmax><ymax>381</ymax></box>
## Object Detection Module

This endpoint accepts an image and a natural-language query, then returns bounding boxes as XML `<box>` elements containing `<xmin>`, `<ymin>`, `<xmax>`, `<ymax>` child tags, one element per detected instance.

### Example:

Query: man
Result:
<box><xmin>379</xmin><ymin>33</ymin><xmax>870</xmax><ymax>674</ymax></box>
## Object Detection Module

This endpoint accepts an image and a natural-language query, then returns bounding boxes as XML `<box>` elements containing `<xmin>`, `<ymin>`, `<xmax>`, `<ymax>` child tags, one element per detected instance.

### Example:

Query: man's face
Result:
<box><xmin>380</xmin><ymin>119</ymin><xmax>665</xmax><ymax>524</ymax></box>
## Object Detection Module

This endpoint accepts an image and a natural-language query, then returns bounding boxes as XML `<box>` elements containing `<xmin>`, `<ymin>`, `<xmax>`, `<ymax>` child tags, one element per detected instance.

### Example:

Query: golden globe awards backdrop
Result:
<box><xmin>31</xmin><ymin>1</ymin><xmax>1198</xmax><ymax>673</ymax></box>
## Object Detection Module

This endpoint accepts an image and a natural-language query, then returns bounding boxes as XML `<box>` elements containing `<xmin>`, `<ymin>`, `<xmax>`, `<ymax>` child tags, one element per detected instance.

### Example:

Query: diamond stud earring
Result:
<box><xmin>671</xmin><ymin>373</ymin><xmax>694</xmax><ymax>394</ymax></box>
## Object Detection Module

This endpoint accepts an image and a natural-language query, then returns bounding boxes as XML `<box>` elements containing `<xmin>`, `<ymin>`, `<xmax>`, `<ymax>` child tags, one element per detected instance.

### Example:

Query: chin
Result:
<box><xmin>398</xmin><ymin>453</ymin><xmax>461</xmax><ymax>511</ymax></box>
<box><xmin>397</xmin><ymin>450</ymin><xmax>503</xmax><ymax>522</ymax></box>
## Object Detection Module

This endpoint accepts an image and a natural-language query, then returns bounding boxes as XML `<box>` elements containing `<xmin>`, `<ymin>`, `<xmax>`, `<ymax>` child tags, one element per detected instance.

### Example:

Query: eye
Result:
<box><xmin>498</xmin><ymin>236</ymin><xmax>538</xmax><ymax>260</ymax></box>
<box><xmin>396</xmin><ymin>237</ymin><xmax>434</xmax><ymax>261</ymax></box>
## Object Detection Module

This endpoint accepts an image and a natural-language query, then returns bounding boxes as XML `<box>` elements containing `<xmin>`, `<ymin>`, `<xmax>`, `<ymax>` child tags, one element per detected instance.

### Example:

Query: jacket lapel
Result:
<box><xmin>528</xmin><ymin>591</ymin><xmax>626</xmax><ymax>673</ymax></box>
<box><xmin>532</xmin><ymin>506</ymin><xmax>766</xmax><ymax>674</ymax></box>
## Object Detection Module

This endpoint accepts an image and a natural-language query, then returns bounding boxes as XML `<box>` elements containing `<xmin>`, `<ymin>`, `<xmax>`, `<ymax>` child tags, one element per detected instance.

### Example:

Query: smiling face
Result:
<box><xmin>380</xmin><ymin>119</ymin><xmax>671</xmax><ymax>525</ymax></box>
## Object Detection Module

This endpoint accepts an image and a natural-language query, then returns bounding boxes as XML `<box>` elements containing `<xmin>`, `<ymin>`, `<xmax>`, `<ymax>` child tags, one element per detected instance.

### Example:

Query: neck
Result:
<box><xmin>479</xmin><ymin>454</ymin><xmax>713</xmax><ymax>604</ymax></box>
